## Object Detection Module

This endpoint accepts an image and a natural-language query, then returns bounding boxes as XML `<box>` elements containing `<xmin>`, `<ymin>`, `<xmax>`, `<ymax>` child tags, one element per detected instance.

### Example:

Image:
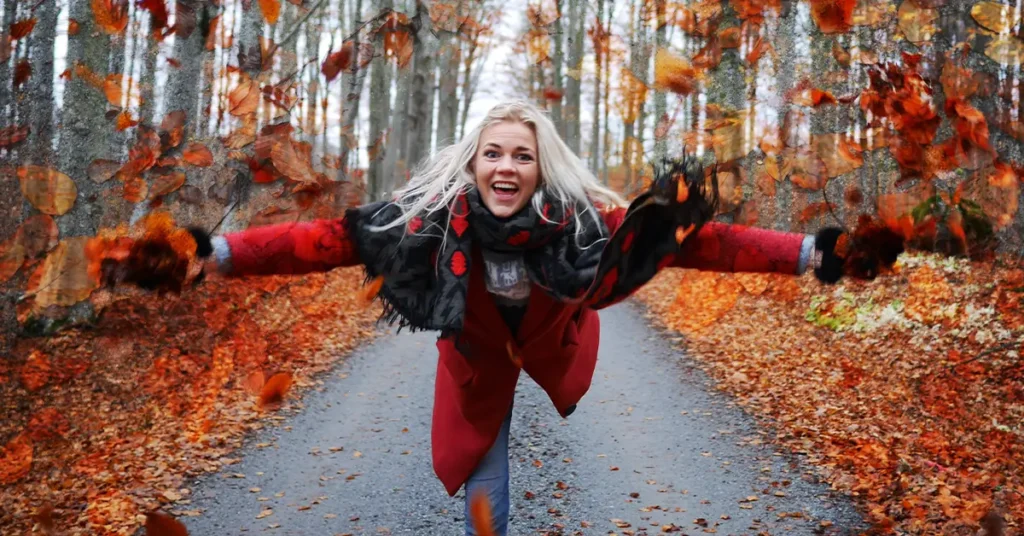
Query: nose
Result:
<box><xmin>496</xmin><ymin>155</ymin><xmax>516</xmax><ymax>175</ymax></box>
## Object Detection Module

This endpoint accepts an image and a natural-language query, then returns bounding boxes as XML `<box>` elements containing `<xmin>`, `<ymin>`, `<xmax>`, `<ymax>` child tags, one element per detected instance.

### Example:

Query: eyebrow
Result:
<box><xmin>483</xmin><ymin>142</ymin><xmax>535</xmax><ymax>153</ymax></box>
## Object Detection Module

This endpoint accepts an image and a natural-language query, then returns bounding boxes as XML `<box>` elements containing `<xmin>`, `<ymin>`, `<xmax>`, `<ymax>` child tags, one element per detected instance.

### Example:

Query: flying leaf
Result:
<box><xmin>972</xmin><ymin>1</ymin><xmax>1020</xmax><ymax>33</ymax></box>
<box><xmin>832</xmin><ymin>40</ymin><xmax>851</xmax><ymax>66</ymax></box>
<box><xmin>10</xmin><ymin>18</ymin><xmax>37</xmax><ymax>40</ymax></box>
<box><xmin>13</xmin><ymin>60</ymin><xmax>31</xmax><ymax>88</ymax></box>
<box><xmin>0</xmin><ymin>433</ymin><xmax>32</xmax><ymax>485</ymax></box>
<box><xmin>745</xmin><ymin>36</ymin><xmax>773</xmax><ymax>65</ymax></box>
<box><xmin>138</xmin><ymin>0</ymin><xmax>169</xmax><ymax>32</ymax></box>
<box><xmin>0</xmin><ymin>239</ymin><xmax>25</xmax><ymax>283</ymax></box>
<box><xmin>0</xmin><ymin>125</ymin><xmax>29</xmax><ymax>147</ymax></box>
<box><xmin>182</xmin><ymin>143</ymin><xmax>214</xmax><ymax>167</ymax></box>
<box><xmin>809</xmin><ymin>0</ymin><xmax>856</xmax><ymax>33</ymax></box>
<box><xmin>149</xmin><ymin>171</ymin><xmax>186</xmax><ymax>198</ymax></box>
<box><xmin>68</xmin><ymin>18</ymin><xmax>80</xmax><ymax>35</ymax></box>
<box><xmin>654</xmin><ymin>48</ymin><xmax>702</xmax><ymax>96</ymax></box>
<box><xmin>526</xmin><ymin>28</ymin><xmax>551</xmax><ymax>63</ymax></box>
<box><xmin>91</xmin><ymin>0</ymin><xmax>129</xmax><ymax>34</ymax></box>
<box><xmin>898</xmin><ymin>0</ymin><xmax>939</xmax><ymax>45</ymax></box>
<box><xmin>322</xmin><ymin>41</ymin><xmax>355</xmax><ymax>82</ymax></box>
<box><xmin>18</xmin><ymin>215</ymin><xmax>59</xmax><ymax>258</ymax></box>
<box><xmin>243</xmin><ymin>370</ymin><xmax>266</xmax><ymax>395</ymax></box>
<box><xmin>160</xmin><ymin>110</ymin><xmax>187</xmax><ymax>149</ymax></box>
<box><xmin>123</xmin><ymin>177</ymin><xmax>149</xmax><ymax>203</ymax></box>
<box><xmin>470</xmin><ymin>491</ymin><xmax>497</xmax><ymax>536</ymax></box>
<box><xmin>18</xmin><ymin>166</ymin><xmax>77</xmax><ymax>216</ymax></box>
<box><xmin>799</xmin><ymin>201</ymin><xmax>836</xmax><ymax>222</ymax></box>
<box><xmin>88</xmin><ymin>159</ymin><xmax>121</xmax><ymax>183</ymax></box>
<box><xmin>381</xmin><ymin>12</ymin><xmax>414</xmax><ymax>67</ymax></box>
<box><xmin>985</xmin><ymin>36</ymin><xmax>1024</xmax><ymax>65</ymax></box>
<box><xmin>115</xmin><ymin>110</ymin><xmax>138</xmax><ymax>131</ymax></box>
<box><xmin>543</xmin><ymin>87</ymin><xmax>564</xmax><ymax>100</ymax></box>
<box><xmin>717</xmin><ymin>26</ymin><xmax>741</xmax><ymax>48</ymax></box>
<box><xmin>228</xmin><ymin>77</ymin><xmax>260</xmax><ymax>116</ymax></box>
<box><xmin>259</xmin><ymin>0</ymin><xmax>281</xmax><ymax>24</ymax></box>
<box><xmin>27</xmin><ymin>237</ymin><xmax>98</xmax><ymax>308</ymax></box>
<box><xmin>103</xmin><ymin>74</ymin><xmax>142</xmax><ymax>108</ymax></box>
<box><xmin>259</xmin><ymin>372</ymin><xmax>293</xmax><ymax>408</ymax></box>
<box><xmin>145</xmin><ymin>512</ymin><xmax>189</xmax><ymax>536</ymax></box>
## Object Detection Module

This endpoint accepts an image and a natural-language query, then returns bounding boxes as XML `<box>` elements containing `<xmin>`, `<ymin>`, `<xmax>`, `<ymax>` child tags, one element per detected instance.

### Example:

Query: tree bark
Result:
<box><xmin>563</xmin><ymin>0</ymin><xmax>584</xmax><ymax>153</ymax></box>
<box><xmin>368</xmin><ymin>0</ymin><xmax>395</xmax><ymax>200</ymax></box>
<box><xmin>403</xmin><ymin>0</ymin><xmax>437</xmax><ymax>170</ymax></box>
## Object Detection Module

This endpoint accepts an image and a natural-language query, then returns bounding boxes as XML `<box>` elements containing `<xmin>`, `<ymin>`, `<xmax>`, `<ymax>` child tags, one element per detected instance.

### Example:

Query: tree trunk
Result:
<box><xmin>339</xmin><ymin>0</ymin><xmax>368</xmax><ymax>172</ymax></box>
<box><xmin>563</xmin><ymin>0</ymin><xmax>584</xmax><ymax>153</ymax></box>
<box><xmin>404</xmin><ymin>0</ymin><xmax>437</xmax><ymax>170</ymax></box>
<box><xmin>550</xmin><ymin>0</ymin><xmax>564</xmax><ymax>136</ymax></box>
<box><xmin>588</xmin><ymin>0</ymin><xmax>604</xmax><ymax>175</ymax></box>
<box><xmin>435</xmin><ymin>32</ymin><xmax>461</xmax><ymax>147</ymax></box>
<box><xmin>652</xmin><ymin>0</ymin><xmax>667</xmax><ymax>162</ymax></box>
<box><xmin>368</xmin><ymin>0</ymin><xmax>395</xmax><ymax>200</ymax></box>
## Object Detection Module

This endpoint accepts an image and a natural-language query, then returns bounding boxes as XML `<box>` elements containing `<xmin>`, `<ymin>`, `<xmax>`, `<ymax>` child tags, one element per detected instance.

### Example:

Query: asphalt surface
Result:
<box><xmin>182</xmin><ymin>302</ymin><xmax>868</xmax><ymax>535</ymax></box>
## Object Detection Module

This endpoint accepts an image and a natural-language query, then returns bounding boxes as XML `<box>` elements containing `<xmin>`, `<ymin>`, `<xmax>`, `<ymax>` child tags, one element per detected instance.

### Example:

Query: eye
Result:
<box><xmin>483</xmin><ymin>150</ymin><xmax>499</xmax><ymax>158</ymax></box>
<box><xmin>516</xmin><ymin>153</ymin><xmax>534</xmax><ymax>162</ymax></box>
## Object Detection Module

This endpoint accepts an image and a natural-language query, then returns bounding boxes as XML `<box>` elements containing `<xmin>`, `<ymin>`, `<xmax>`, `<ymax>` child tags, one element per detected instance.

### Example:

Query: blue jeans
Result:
<box><xmin>464</xmin><ymin>404</ymin><xmax>512</xmax><ymax>536</ymax></box>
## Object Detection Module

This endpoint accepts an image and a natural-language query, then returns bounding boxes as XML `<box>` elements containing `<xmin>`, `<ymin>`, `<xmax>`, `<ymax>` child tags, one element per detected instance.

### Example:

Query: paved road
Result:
<box><xmin>182</xmin><ymin>302</ymin><xmax>867</xmax><ymax>535</ymax></box>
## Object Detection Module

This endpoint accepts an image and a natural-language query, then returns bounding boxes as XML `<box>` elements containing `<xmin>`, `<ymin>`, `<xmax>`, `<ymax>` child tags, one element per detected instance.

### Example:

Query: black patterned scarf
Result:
<box><xmin>344</xmin><ymin>157</ymin><xmax>719</xmax><ymax>333</ymax></box>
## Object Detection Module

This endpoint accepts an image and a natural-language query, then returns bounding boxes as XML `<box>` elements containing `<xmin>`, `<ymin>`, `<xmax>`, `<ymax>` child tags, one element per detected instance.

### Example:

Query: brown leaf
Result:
<box><xmin>13</xmin><ymin>60</ymin><xmax>31</xmax><ymax>88</ymax></box>
<box><xmin>145</xmin><ymin>511</ymin><xmax>190</xmax><ymax>536</ymax></box>
<box><xmin>115</xmin><ymin>110</ymin><xmax>138</xmax><ymax>131</ymax></box>
<box><xmin>898</xmin><ymin>0</ymin><xmax>939</xmax><ymax>45</ymax></box>
<box><xmin>88</xmin><ymin>159</ymin><xmax>121</xmax><ymax>183</ymax></box>
<box><xmin>972</xmin><ymin>1</ymin><xmax>1020</xmax><ymax>33</ymax></box>
<box><xmin>229</xmin><ymin>77</ymin><xmax>260</xmax><ymax>116</ymax></box>
<box><xmin>0</xmin><ymin>239</ymin><xmax>26</xmax><ymax>283</ymax></box>
<box><xmin>68</xmin><ymin>18</ymin><xmax>80</xmax><ymax>35</ymax></box>
<box><xmin>322</xmin><ymin>41</ymin><xmax>355</xmax><ymax>82</ymax></box>
<box><xmin>18</xmin><ymin>166</ymin><xmax>77</xmax><ymax>215</ymax></box>
<box><xmin>10</xmin><ymin>18</ymin><xmax>37</xmax><ymax>40</ymax></box>
<box><xmin>18</xmin><ymin>214</ymin><xmax>59</xmax><ymax>258</ymax></box>
<box><xmin>0</xmin><ymin>125</ymin><xmax>29</xmax><ymax>148</ymax></box>
<box><xmin>798</xmin><ymin>201</ymin><xmax>835</xmax><ymax>223</ymax></box>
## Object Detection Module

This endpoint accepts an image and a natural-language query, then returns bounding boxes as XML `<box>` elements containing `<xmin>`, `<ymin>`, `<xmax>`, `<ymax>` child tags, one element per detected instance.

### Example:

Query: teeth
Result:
<box><xmin>493</xmin><ymin>183</ymin><xmax>518</xmax><ymax>192</ymax></box>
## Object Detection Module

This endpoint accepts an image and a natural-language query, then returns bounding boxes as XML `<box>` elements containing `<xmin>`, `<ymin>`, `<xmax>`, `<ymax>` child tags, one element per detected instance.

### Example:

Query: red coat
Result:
<box><xmin>220</xmin><ymin>207</ymin><xmax>810</xmax><ymax>495</ymax></box>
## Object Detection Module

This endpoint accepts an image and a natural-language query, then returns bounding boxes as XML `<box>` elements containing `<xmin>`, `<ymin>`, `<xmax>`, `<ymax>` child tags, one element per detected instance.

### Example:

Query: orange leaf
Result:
<box><xmin>243</xmin><ymin>370</ymin><xmax>265</xmax><ymax>395</ymax></box>
<box><xmin>91</xmin><ymin>0</ymin><xmax>129</xmax><ymax>35</ymax></box>
<box><xmin>260</xmin><ymin>372</ymin><xmax>293</xmax><ymax>408</ymax></box>
<box><xmin>359</xmin><ymin>275</ymin><xmax>384</xmax><ymax>306</ymax></box>
<box><xmin>717</xmin><ymin>26</ymin><xmax>741</xmax><ymax>48</ymax></box>
<box><xmin>258</xmin><ymin>0</ymin><xmax>281</xmax><ymax>24</ymax></box>
<box><xmin>0</xmin><ymin>433</ymin><xmax>32</xmax><ymax>485</ymax></box>
<box><xmin>182</xmin><ymin>143</ymin><xmax>214</xmax><ymax>167</ymax></box>
<box><xmin>115</xmin><ymin>110</ymin><xmax>138</xmax><ymax>131</ymax></box>
<box><xmin>123</xmin><ymin>176</ymin><xmax>148</xmax><ymax>203</ymax></box>
<box><xmin>149</xmin><ymin>171</ymin><xmax>186</xmax><ymax>198</ymax></box>
<box><xmin>228</xmin><ymin>77</ymin><xmax>260</xmax><ymax>116</ymax></box>
<box><xmin>832</xmin><ymin>40</ymin><xmax>851</xmax><ymax>67</ymax></box>
<box><xmin>145</xmin><ymin>512</ymin><xmax>189</xmax><ymax>536</ymax></box>
<box><xmin>322</xmin><ymin>41</ymin><xmax>355</xmax><ymax>82</ymax></box>
<box><xmin>745</xmin><ymin>36</ymin><xmax>772</xmax><ymax>65</ymax></box>
<box><xmin>10</xmin><ymin>18</ymin><xmax>37</xmax><ymax>40</ymax></box>
<box><xmin>470</xmin><ymin>491</ymin><xmax>497</xmax><ymax>536</ymax></box>
<box><xmin>68</xmin><ymin>18</ymin><xmax>80</xmax><ymax>35</ymax></box>
<box><xmin>809</xmin><ymin>0</ymin><xmax>856</xmax><ymax>33</ymax></box>
<box><xmin>798</xmin><ymin>201</ymin><xmax>835</xmax><ymax>222</ymax></box>
<box><xmin>654</xmin><ymin>48</ymin><xmax>702</xmax><ymax>96</ymax></box>
<box><xmin>21</xmin><ymin>351</ymin><xmax>52</xmax><ymax>391</ymax></box>
<box><xmin>18</xmin><ymin>214</ymin><xmax>59</xmax><ymax>259</ymax></box>
<box><xmin>138</xmin><ymin>0</ymin><xmax>169</xmax><ymax>31</ymax></box>
<box><xmin>0</xmin><ymin>238</ymin><xmax>25</xmax><ymax>283</ymax></box>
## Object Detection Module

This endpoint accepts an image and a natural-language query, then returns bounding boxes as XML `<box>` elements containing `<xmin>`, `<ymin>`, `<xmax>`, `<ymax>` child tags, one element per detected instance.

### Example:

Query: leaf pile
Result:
<box><xmin>0</xmin><ymin>268</ymin><xmax>379</xmax><ymax>535</ymax></box>
<box><xmin>636</xmin><ymin>254</ymin><xmax>1023</xmax><ymax>534</ymax></box>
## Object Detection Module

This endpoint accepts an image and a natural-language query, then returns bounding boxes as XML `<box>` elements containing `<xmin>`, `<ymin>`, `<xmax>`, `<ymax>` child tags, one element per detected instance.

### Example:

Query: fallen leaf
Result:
<box><xmin>260</xmin><ymin>372</ymin><xmax>293</xmax><ymax>408</ymax></box>
<box><xmin>182</xmin><ymin>143</ymin><xmax>214</xmax><ymax>167</ymax></box>
<box><xmin>18</xmin><ymin>166</ymin><xmax>77</xmax><ymax>215</ymax></box>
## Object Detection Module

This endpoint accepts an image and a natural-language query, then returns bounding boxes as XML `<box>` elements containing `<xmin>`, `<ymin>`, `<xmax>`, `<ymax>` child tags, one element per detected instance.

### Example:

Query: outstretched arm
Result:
<box><xmin>600</xmin><ymin>207</ymin><xmax>815</xmax><ymax>276</ymax></box>
<box><xmin>208</xmin><ymin>217</ymin><xmax>360</xmax><ymax>277</ymax></box>
<box><xmin>673</xmin><ymin>221</ymin><xmax>816</xmax><ymax>275</ymax></box>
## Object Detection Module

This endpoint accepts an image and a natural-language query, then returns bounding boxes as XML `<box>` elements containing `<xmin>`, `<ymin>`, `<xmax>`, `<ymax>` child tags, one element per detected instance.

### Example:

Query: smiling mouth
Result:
<box><xmin>492</xmin><ymin>182</ymin><xmax>519</xmax><ymax>199</ymax></box>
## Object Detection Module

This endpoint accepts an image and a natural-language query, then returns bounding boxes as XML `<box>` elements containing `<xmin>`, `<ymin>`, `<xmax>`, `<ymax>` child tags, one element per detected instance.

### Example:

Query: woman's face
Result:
<box><xmin>472</xmin><ymin>121</ymin><xmax>539</xmax><ymax>218</ymax></box>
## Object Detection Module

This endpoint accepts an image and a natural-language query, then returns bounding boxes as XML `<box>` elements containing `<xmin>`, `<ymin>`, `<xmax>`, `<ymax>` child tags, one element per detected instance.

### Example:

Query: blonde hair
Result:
<box><xmin>373</xmin><ymin>100</ymin><xmax>627</xmax><ymax>245</ymax></box>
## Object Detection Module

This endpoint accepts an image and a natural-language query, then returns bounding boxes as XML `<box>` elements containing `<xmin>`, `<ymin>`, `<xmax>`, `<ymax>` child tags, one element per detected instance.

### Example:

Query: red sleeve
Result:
<box><xmin>219</xmin><ymin>217</ymin><xmax>359</xmax><ymax>276</ymax></box>
<box><xmin>674</xmin><ymin>221</ymin><xmax>808</xmax><ymax>274</ymax></box>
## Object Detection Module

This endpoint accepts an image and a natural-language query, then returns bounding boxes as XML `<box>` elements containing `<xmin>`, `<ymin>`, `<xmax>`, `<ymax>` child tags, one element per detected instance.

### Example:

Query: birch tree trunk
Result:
<box><xmin>652</xmin><ymin>0</ymin><xmax>667</xmax><ymax>162</ymax></box>
<box><xmin>339</xmin><ymin>0</ymin><xmax>368</xmax><ymax>171</ymax></box>
<box><xmin>435</xmin><ymin>33</ymin><xmax>461</xmax><ymax>147</ymax></box>
<box><xmin>588</xmin><ymin>0</ymin><xmax>604</xmax><ymax>176</ymax></box>
<box><xmin>549</xmin><ymin>0</ymin><xmax>564</xmax><ymax>136</ymax></box>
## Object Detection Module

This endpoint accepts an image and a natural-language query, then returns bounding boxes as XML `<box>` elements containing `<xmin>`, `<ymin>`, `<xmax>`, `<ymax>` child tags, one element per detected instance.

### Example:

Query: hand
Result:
<box><xmin>99</xmin><ymin>226</ymin><xmax>214</xmax><ymax>293</ymax></box>
<box><xmin>813</xmin><ymin>224</ymin><xmax>904</xmax><ymax>284</ymax></box>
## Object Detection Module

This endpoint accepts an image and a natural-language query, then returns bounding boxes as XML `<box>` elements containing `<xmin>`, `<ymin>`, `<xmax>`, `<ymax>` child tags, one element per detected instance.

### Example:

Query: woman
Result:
<box><xmin>183</xmin><ymin>101</ymin><xmax>896</xmax><ymax>534</ymax></box>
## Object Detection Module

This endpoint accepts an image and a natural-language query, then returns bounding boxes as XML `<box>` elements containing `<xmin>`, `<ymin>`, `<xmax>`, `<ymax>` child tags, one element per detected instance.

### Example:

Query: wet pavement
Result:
<box><xmin>182</xmin><ymin>302</ymin><xmax>867</xmax><ymax>535</ymax></box>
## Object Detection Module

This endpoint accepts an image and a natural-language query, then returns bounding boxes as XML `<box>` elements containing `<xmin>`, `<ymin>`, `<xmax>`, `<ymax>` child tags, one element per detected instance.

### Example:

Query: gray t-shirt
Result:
<box><xmin>481</xmin><ymin>249</ymin><xmax>530</xmax><ymax>333</ymax></box>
